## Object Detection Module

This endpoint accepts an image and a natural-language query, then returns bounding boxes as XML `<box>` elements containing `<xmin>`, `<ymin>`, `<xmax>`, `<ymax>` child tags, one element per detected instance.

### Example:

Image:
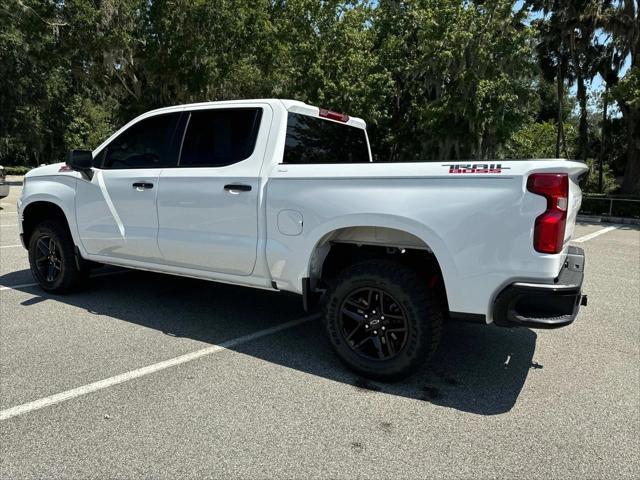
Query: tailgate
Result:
<box><xmin>565</xmin><ymin>170</ymin><xmax>584</xmax><ymax>243</ymax></box>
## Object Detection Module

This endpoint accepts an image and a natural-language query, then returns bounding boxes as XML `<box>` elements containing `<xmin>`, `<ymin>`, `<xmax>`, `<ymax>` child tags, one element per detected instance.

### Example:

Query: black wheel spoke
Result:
<box><xmin>383</xmin><ymin>333</ymin><xmax>396</xmax><ymax>356</ymax></box>
<box><xmin>345</xmin><ymin>323</ymin><xmax>363</xmax><ymax>341</ymax></box>
<box><xmin>372</xmin><ymin>289</ymin><xmax>382</xmax><ymax>312</ymax></box>
<box><xmin>386</xmin><ymin>327</ymin><xmax>407</xmax><ymax>333</ymax></box>
<box><xmin>371</xmin><ymin>336</ymin><xmax>384</xmax><ymax>359</ymax></box>
<box><xmin>37</xmin><ymin>239</ymin><xmax>49</xmax><ymax>257</ymax></box>
<box><xmin>344</xmin><ymin>299</ymin><xmax>363</xmax><ymax>309</ymax></box>
<box><xmin>353</xmin><ymin>336</ymin><xmax>372</xmax><ymax>349</ymax></box>
<box><xmin>366</xmin><ymin>289</ymin><xmax>373</xmax><ymax>308</ymax></box>
<box><xmin>341</xmin><ymin>308</ymin><xmax>365</xmax><ymax>323</ymax></box>
<box><xmin>46</xmin><ymin>263</ymin><xmax>55</xmax><ymax>281</ymax></box>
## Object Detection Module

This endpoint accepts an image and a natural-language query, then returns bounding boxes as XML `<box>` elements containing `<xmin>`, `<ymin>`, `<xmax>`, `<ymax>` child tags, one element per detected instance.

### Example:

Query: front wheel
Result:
<box><xmin>323</xmin><ymin>260</ymin><xmax>443</xmax><ymax>381</ymax></box>
<box><xmin>28</xmin><ymin>220</ymin><xmax>88</xmax><ymax>293</ymax></box>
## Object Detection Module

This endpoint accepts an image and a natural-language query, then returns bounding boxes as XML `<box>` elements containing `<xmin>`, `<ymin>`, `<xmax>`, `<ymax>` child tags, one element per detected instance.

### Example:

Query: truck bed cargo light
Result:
<box><xmin>319</xmin><ymin>108</ymin><xmax>349</xmax><ymax>123</ymax></box>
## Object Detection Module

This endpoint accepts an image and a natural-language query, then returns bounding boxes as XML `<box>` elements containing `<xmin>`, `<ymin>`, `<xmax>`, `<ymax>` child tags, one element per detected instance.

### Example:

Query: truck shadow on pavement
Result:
<box><xmin>3</xmin><ymin>268</ymin><xmax>537</xmax><ymax>416</ymax></box>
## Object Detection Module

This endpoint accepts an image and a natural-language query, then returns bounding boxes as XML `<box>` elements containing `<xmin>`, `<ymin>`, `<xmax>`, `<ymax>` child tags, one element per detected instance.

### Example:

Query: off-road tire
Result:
<box><xmin>28</xmin><ymin>220</ymin><xmax>89</xmax><ymax>293</ymax></box>
<box><xmin>323</xmin><ymin>259</ymin><xmax>443</xmax><ymax>381</ymax></box>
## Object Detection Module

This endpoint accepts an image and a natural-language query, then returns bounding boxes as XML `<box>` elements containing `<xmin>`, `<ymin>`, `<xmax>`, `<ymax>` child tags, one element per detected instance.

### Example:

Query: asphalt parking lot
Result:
<box><xmin>1</xmin><ymin>182</ymin><xmax>638</xmax><ymax>479</ymax></box>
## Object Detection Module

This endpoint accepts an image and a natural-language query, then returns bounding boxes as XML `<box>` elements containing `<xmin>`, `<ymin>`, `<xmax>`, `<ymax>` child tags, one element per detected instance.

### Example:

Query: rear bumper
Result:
<box><xmin>493</xmin><ymin>246</ymin><xmax>587</xmax><ymax>329</ymax></box>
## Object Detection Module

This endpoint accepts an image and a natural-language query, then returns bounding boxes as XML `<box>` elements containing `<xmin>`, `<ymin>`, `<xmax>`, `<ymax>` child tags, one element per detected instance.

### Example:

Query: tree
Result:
<box><xmin>527</xmin><ymin>0</ymin><xmax>604</xmax><ymax>161</ymax></box>
<box><xmin>0</xmin><ymin>0</ymin><xmax>70</xmax><ymax>165</ymax></box>
<box><xmin>498</xmin><ymin>120</ymin><xmax>577</xmax><ymax>159</ymax></box>
<box><xmin>374</xmin><ymin>0</ymin><xmax>537</xmax><ymax>161</ymax></box>
<box><xmin>528</xmin><ymin>0</ymin><xmax>573</xmax><ymax>157</ymax></box>
<box><xmin>594</xmin><ymin>39</ymin><xmax>626</xmax><ymax>191</ymax></box>
<box><xmin>599</xmin><ymin>0</ymin><xmax>639</xmax><ymax>193</ymax></box>
<box><xmin>1</xmin><ymin>0</ymin><xmax>636</xmax><ymax>197</ymax></box>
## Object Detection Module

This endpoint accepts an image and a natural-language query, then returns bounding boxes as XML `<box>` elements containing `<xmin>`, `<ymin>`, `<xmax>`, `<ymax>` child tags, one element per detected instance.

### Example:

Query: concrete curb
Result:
<box><xmin>577</xmin><ymin>214</ymin><xmax>640</xmax><ymax>226</ymax></box>
<box><xmin>5</xmin><ymin>176</ymin><xmax>24</xmax><ymax>186</ymax></box>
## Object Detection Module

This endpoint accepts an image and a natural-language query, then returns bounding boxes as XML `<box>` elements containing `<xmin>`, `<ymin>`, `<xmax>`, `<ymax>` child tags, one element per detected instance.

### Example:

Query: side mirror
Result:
<box><xmin>66</xmin><ymin>150</ymin><xmax>93</xmax><ymax>173</ymax></box>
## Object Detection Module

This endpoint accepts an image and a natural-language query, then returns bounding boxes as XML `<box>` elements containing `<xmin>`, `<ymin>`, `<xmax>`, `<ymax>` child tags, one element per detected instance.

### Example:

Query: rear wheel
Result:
<box><xmin>323</xmin><ymin>260</ymin><xmax>443</xmax><ymax>381</ymax></box>
<box><xmin>28</xmin><ymin>220</ymin><xmax>88</xmax><ymax>293</ymax></box>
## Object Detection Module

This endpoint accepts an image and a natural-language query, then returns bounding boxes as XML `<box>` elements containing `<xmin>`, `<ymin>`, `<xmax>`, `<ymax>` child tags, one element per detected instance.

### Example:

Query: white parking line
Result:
<box><xmin>0</xmin><ymin>270</ymin><xmax>127</xmax><ymax>292</ymax></box>
<box><xmin>0</xmin><ymin>314</ymin><xmax>319</xmax><ymax>421</ymax></box>
<box><xmin>572</xmin><ymin>225</ymin><xmax>621</xmax><ymax>243</ymax></box>
<box><xmin>0</xmin><ymin>224</ymin><xmax>18</xmax><ymax>227</ymax></box>
<box><xmin>0</xmin><ymin>282</ymin><xmax>38</xmax><ymax>291</ymax></box>
<box><xmin>0</xmin><ymin>244</ymin><xmax>22</xmax><ymax>249</ymax></box>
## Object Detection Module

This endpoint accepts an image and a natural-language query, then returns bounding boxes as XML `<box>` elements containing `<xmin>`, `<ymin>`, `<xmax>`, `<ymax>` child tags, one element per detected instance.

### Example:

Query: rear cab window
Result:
<box><xmin>179</xmin><ymin>108</ymin><xmax>263</xmax><ymax>167</ymax></box>
<box><xmin>283</xmin><ymin>113</ymin><xmax>370</xmax><ymax>164</ymax></box>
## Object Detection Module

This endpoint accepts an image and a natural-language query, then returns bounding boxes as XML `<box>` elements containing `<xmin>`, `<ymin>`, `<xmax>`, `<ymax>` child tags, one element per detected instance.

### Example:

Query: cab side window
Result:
<box><xmin>179</xmin><ymin>108</ymin><xmax>263</xmax><ymax>167</ymax></box>
<box><xmin>100</xmin><ymin>113</ymin><xmax>181</xmax><ymax>169</ymax></box>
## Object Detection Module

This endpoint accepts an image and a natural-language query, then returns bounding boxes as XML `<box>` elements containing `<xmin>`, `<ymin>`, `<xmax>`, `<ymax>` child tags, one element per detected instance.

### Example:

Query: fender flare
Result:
<box><xmin>302</xmin><ymin>213</ymin><xmax>459</xmax><ymax>301</ymax></box>
<box><xmin>20</xmin><ymin>189</ymin><xmax>81</xmax><ymax>251</ymax></box>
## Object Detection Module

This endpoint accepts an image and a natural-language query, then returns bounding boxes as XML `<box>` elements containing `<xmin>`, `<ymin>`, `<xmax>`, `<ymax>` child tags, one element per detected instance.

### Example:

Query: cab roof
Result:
<box><xmin>145</xmin><ymin>99</ymin><xmax>367</xmax><ymax>129</ymax></box>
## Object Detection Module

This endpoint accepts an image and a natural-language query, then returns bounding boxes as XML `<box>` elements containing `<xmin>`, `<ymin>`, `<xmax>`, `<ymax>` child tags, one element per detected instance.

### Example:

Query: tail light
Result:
<box><xmin>527</xmin><ymin>173</ymin><xmax>569</xmax><ymax>254</ymax></box>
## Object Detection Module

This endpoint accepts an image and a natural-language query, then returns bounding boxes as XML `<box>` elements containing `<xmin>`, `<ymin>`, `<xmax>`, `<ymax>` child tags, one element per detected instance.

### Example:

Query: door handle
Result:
<box><xmin>224</xmin><ymin>184</ymin><xmax>252</xmax><ymax>193</ymax></box>
<box><xmin>132</xmin><ymin>182</ymin><xmax>154</xmax><ymax>191</ymax></box>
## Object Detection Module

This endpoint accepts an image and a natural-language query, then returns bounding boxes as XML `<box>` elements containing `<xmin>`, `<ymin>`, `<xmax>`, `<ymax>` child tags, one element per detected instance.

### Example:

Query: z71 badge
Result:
<box><xmin>442</xmin><ymin>163</ymin><xmax>510</xmax><ymax>174</ymax></box>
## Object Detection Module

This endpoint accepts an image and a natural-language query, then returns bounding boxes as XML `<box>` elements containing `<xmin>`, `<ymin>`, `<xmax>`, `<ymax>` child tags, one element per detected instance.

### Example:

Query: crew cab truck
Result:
<box><xmin>17</xmin><ymin>99</ymin><xmax>588</xmax><ymax>380</ymax></box>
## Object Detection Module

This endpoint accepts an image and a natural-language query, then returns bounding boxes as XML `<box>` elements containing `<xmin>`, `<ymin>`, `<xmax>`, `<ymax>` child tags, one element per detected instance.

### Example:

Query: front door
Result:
<box><xmin>76</xmin><ymin>111</ymin><xmax>182</xmax><ymax>262</ymax></box>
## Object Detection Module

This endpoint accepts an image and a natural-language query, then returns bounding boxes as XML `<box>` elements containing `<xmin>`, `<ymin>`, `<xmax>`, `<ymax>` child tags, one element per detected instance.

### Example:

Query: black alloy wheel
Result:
<box><xmin>28</xmin><ymin>220</ymin><xmax>89</xmax><ymax>293</ymax></box>
<box><xmin>33</xmin><ymin>235</ymin><xmax>63</xmax><ymax>283</ymax></box>
<box><xmin>339</xmin><ymin>287</ymin><xmax>409</xmax><ymax>361</ymax></box>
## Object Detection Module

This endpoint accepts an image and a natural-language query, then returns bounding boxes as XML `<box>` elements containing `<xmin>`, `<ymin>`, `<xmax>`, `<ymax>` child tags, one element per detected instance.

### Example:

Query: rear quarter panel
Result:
<box><xmin>265</xmin><ymin>160</ymin><xmax>587</xmax><ymax>320</ymax></box>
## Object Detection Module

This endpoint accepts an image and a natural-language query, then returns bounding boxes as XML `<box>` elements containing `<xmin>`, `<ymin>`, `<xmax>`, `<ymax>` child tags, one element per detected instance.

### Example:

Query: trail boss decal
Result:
<box><xmin>443</xmin><ymin>163</ymin><xmax>510</xmax><ymax>174</ymax></box>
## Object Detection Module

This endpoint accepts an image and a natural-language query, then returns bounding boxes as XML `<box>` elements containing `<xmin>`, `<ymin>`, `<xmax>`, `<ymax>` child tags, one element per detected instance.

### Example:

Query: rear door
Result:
<box><xmin>76</xmin><ymin>112</ymin><xmax>182</xmax><ymax>262</ymax></box>
<box><xmin>156</xmin><ymin>104</ymin><xmax>271</xmax><ymax>275</ymax></box>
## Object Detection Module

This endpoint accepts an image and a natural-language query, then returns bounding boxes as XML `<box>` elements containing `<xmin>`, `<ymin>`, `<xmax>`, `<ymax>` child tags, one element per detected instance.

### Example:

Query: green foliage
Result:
<box><xmin>3</xmin><ymin>166</ymin><xmax>32</xmax><ymax>175</ymax></box>
<box><xmin>582</xmin><ymin>159</ymin><xmax>618</xmax><ymax>194</ymax></box>
<box><xmin>373</xmin><ymin>0</ymin><xmax>538</xmax><ymax>160</ymax></box>
<box><xmin>0</xmin><ymin>0</ymin><xmax>635</xmax><ymax>186</ymax></box>
<box><xmin>63</xmin><ymin>95</ymin><xmax>118</xmax><ymax>151</ymax></box>
<box><xmin>499</xmin><ymin>121</ymin><xmax>576</xmax><ymax>159</ymax></box>
<box><xmin>0</xmin><ymin>0</ymin><xmax>540</xmax><ymax>166</ymax></box>
<box><xmin>611</xmin><ymin>66</ymin><xmax>640</xmax><ymax>109</ymax></box>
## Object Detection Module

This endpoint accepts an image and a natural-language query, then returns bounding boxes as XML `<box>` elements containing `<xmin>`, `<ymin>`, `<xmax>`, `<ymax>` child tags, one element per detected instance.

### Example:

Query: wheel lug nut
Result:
<box><xmin>364</xmin><ymin>315</ymin><xmax>368</xmax><ymax>318</ymax></box>
<box><xmin>373</xmin><ymin>330</ymin><xmax>378</xmax><ymax>335</ymax></box>
<box><xmin>381</xmin><ymin>326</ymin><xmax>386</xmax><ymax>331</ymax></box>
<box><xmin>365</xmin><ymin>325</ymin><xmax>369</xmax><ymax>329</ymax></box>
<box><xmin>381</xmin><ymin>316</ymin><xmax>385</xmax><ymax>320</ymax></box>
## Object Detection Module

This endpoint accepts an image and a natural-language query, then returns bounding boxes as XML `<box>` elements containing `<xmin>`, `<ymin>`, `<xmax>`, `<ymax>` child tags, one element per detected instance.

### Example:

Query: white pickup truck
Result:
<box><xmin>17</xmin><ymin>99</ymin><xmax>588</xmax><ymax>380</ymax></box>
